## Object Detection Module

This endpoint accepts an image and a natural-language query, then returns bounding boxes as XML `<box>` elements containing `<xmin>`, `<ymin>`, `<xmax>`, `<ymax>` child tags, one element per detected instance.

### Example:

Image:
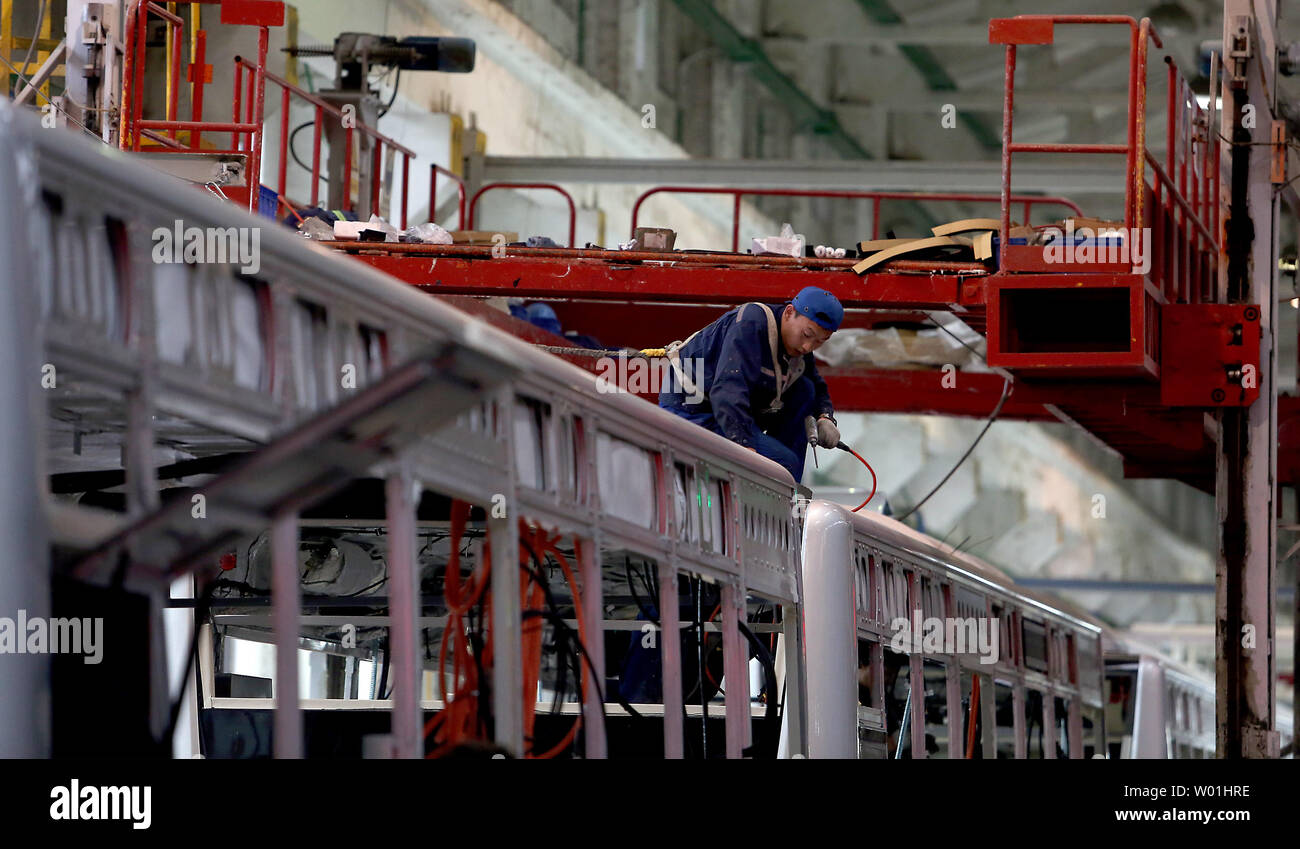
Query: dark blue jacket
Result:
<box><xmin>659</xmin><ymin>303</ymin><xmax>833</xmax><ymax>448</ymax></box>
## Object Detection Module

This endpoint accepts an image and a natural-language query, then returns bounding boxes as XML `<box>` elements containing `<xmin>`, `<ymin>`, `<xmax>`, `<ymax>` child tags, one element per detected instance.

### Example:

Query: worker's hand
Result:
<box><xmin>745</xmin><ymin>446</ymin><xmax>757</xmax><ymax>453</ymax></box>
<box><xmin>816</xmin><ymin>415</ymin><xmax>840</xmax><ymax>449</ymax></box>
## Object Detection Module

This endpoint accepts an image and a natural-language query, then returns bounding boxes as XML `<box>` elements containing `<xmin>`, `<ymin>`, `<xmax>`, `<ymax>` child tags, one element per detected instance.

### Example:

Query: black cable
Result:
<box><xmin>523</xmin><ymin>553</ymin><xmax>645</xmax><ymax>723</ymax></box>
<box><xmin>377</xmin><ymin>68</ymin><xmax>401</xmax><ymax>118</ymax></box>
<box><xmin>377</xmin><ymin>632</ymin><xmax>391</xmax><ymax>700</ymax></box>
<box><xmin>287</xmin><ymin>119</ymin><xmax>328</xmax><ymax>186</ymax></box>
<box><xmin>467</xmin><ymin>602</ymin><xmax>491</xmax><ymax>739</ymax></box>
<box><xmin>625</xmin><ymin>558</ymin><xmax>661</xmax><ymax>627</ymax></box>
<box><xmin>285</xmin><ymin>67</ymin><xmax>401</xmax><ymax>186</ymax></box>
<box><xmin>738</xmin><ymin>618</ymin><xmax>779</xmax><ymax>758</ymax></box>
<box><xmin>895</xmin><ymin>377</ymin><xmax>1012</xmax><ymax>523</ymax></box>
<box><xmin>694</xmin><ymin>576</ymin><xmax>708</xmax><ymax>758</ymax></box>
<box><xmin>518</xmin><ymin>539</ymin><xmax>570</xmax><ymax>723</ymax></box>
<box><xmin>518</xmin><ymin>538</ymin><xmax>622</xmax><ymax>757</ymax></box>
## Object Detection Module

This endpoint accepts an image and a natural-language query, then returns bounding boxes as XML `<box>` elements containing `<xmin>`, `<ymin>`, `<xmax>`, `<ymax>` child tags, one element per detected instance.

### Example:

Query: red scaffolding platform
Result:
<box><xmin>312</xmin><ymin>14</ymin><xmax>1267</xmax><ymax>493</ymax></box>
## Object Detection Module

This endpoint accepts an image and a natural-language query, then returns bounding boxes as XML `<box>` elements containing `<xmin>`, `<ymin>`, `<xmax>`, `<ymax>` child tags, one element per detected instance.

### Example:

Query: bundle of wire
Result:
<box><xmin>423</xmin><ymin>500</ymin><xmax>493</xmax><ymax>756</ymax></box>
<box><xmin>423</xmin><ymin>504</ymin><xmax>608</xmax><ymax>758</ymax></box>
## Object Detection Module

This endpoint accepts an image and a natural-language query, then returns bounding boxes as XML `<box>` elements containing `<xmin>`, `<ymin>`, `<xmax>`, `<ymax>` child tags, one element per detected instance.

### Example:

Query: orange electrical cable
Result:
<box><xmin>423</xmin><ymin>514</ymin><xmax>598</xmax><ymax>758</ymax></box>
<box><xmin>530</xmin><ymin>532</ymin><xmax>586</xmax><ymax>758</ymax></box>
<box><xmin>426</xmin><ymin>499</ymin><xmax>493</xmax><ymax>756</ymax></box>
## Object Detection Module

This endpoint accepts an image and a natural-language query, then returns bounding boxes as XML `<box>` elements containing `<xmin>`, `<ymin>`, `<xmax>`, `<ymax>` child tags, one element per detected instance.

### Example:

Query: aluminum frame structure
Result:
<box><xmin>801</xmin><ymin>501</ymin><xmax>1106</xmax><ymax>759</ymax></box>
<box><xmin>3</xmin><ymin>98</ymin><xmax>810</xmax><ymax>759</ymax></box>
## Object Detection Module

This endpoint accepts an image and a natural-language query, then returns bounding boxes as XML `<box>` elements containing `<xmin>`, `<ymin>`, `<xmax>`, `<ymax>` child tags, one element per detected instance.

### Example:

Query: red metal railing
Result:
<box><xmin>468</xmin><ymin>182</ymin><xmax>577</xmax><ymax>247</ymax></box>
<box><xmin>119</xmin><ymin>0</ymin><xmax>424</xmax><ymax>224</ymax></box>
<box><xmin>430</xmin><ymin>164</ymin><xmax>467</xmax><ymax>230</ymax></box>
<box><xmin>630</xmin><ymin>186</ymin><xmax>1084</xmax><ymax>252</ymax></box>
<box><xmin>991</xmin><ymin>15</ymin><xmax>1218</xmax><ymax>303</ymax></box>
<box><xmin>232</xmin><ymin>56</ymin><xmax>418</xmax><ymax>223</ymax></box>
<box><xmin>121</xmin><ymin>2</ymin><xmax>193</xmax><ymax>151</ymax></box>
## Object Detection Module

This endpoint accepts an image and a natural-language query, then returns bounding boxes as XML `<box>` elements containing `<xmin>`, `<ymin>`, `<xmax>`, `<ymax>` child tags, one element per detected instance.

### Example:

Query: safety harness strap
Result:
<box><xmin>665</xmin><ymin>302</ymin><xmax>801</xmax><ymax>414</ymax></box>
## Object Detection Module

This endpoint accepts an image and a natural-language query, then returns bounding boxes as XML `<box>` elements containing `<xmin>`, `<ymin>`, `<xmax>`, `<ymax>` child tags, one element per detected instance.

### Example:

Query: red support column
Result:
<box><xmin>310</xmin><ymin>106</ymin><xmax>322</xmax><ymax>207</ymax></box>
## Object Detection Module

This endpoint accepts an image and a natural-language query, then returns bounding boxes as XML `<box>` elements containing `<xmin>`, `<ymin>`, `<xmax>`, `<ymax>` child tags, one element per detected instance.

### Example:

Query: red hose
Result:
<box><xmin>843</xmin><ymin>445</ymin><xmax>877</xmax><ymax>512</ymax></box>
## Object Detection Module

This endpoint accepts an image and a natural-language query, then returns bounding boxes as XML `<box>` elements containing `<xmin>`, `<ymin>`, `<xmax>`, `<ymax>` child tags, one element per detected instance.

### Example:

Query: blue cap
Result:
<box><xmin>525</xmin><ymin>302</ymin><xmax>563</xmax><ymax>336</ymax></box>
<box><xmin>791</xmin><ymin>286</ymin><xmax>843</xmax><ymax>332</ymax></box>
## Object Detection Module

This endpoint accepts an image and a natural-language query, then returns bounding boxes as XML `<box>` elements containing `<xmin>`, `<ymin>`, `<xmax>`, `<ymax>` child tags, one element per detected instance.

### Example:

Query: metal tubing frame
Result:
<box><xmin>659</xmin><ymin>561</ymin><xmax>685</xmax><ymax>758</ymax></box>
<box><xmin>996</xmin><ymin>15</ymin><xmax>1217</xmax><ymax>305</ymax></box>
<box><xmin>228</xmin><ymin>58</ymin><xmax>415</xmax><ymax>216</ymax></box>
<box><xmin>14</xmin><ymin>97</ymin><xmax>819</xmax><ymax>761</ymax></box>
<box><xmin>385</xmin><ymin>472</ymin><xmax>421</xmax><ymax>758</ymax></box>
<box><xmin>271</xmin><ymin>510</ymin><xmax>302</xmax><ymax>758</ymax></box>
<box><xmin>430</xmin><ymin>163</ymin><xmax>467</xmax><ymax>230</ymax></box>
<box><xmin>577</xmin><ymin>536</ymin><xmax>607</xmax><ymax>757</ymax></box>
<box><xmin>119</xmin><ymin>3</ymin><xmax>415</xmax><ymax>216</ymax></box>
<box><xmin>488</xmin><ymin>509</ymin><xmax>523</xmax><ymax>756</ymax></box>
<box><xmin>630</xmin><ymin>186</ymin><xmax>1084</xmax><ymax>252</ymax></box>
<box><xmin>721</xmin><ymin>581</ymin><xmax>749</xmax><ymax>758</ymax></box>
<box><xmin>468</xmin><ymin>182</ymin><xmax>578</xmax><ymax>247</ymax></box>
<box><xmin>188</xmin><ymin>29</ymin><xmax>206</xmax><ymax>151</ymax></box>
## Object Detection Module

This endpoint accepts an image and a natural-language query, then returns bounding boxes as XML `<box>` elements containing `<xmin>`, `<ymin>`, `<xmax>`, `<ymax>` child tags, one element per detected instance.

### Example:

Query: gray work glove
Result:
<box><xmin>816</xmin><ymin>415</ymin><xmax>840</xmax><ymax>449</ymax></box>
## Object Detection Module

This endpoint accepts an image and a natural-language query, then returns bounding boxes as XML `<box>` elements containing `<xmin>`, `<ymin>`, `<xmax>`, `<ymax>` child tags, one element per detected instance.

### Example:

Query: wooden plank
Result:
<box><xmin>931</xmin><ymin>218</ymin><xmax>1003</xmax><ymax>237</ymax></box>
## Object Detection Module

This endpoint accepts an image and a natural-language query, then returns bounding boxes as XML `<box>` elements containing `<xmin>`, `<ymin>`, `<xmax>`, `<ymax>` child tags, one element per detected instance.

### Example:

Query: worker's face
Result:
<box><xmin>781</xmin><ymin>305</ymin><xmax>833</xmax><ymax>357</ymax></box>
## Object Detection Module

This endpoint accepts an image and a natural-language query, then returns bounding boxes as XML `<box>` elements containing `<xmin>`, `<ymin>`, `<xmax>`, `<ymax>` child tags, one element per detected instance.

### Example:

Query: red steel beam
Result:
<box><xmin>333</xmin><ymin>246</ymin><xmax>988</xmax><ymax>311</ymax></box>
<box><xmin>544</xmin><ymin>302</ymin><xmax>935</xmax><ymax>350</ymax></box>
<box><xmin>822</xmin><ymin>367</ymin><xmax>1054</xmax><ymax>419</ymax></box>
<box><xmin>326</xmin><ymin>248</ymin><xmax>1232</xmax><ymax>486</ymax></box>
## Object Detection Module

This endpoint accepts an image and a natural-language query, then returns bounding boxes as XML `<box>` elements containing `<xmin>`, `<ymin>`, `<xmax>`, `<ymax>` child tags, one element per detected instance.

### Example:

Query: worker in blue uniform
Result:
<box><xmin>658</xmin><ymin>286</ymin><xmax>843</xmax><ymax>483</ymax></box>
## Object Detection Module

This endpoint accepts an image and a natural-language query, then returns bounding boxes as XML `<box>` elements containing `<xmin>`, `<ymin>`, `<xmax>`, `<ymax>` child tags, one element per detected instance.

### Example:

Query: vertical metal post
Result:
<box><xmin>343</xmin><ymin>126</ymin><xmax>354</xmax><ymax>212</ymax></box>
<box><xmin>489</xmin><ymin>509</ymin><xmax>522</xmax><ymax>756</ymax></box>
<box><xmin>998</xmin><ymin>44</ymin><xmax>1016</xmax><ymax>254</ymax></box>
<box><xmin>371</xmin><ymin>139</ymin><xmax>382</xmax><ymax>218</ymax></box>
<box><xmin>909</xmin><ymin>651</ymin><xmax>924</xmax><ymax>758</ymax></box>
<box><xmin>1123</xmin><ymin>24</ymin><xmax>1139</xmax><ymax>230</ymax></box>
<box><xmin>907</xmin><ymin>572</ymin><xmax>924</xmax><ymax>758</ymax></box>
<box><xmin>190</xmin><ymin>30</ymin><xmax>207</xmax><ymax>151</ymax></box>
<box><xmin>946</xmin><ymin>664</ymin><xmax>961</xmax><ymax>758</ymax></box>
<box><xmin>1043</xmin><ymin>692</ymin><xmax>1056</xmax><ymax>758</ymax></box>
<box><xmin>310</xmin><ymin>106</ymin><xmax>322</xmax><ymax>207</ymax></box>
<box><xmin>1012</xmin><ymin>684</ymin><xmax>1026</xmax><ymax>758</ymax></box>
<box><xmin>277</xmin><ymin>86</ymin><xmax>289</xmax><ymax>197</ymax></box>
<box><xmin>167</xmin><ymin>17</ymin><xmax>180</xmax><ymax>139</ymax></box>
<box><xmin>400</xmin><ymin>155</ymin><xmax>410</xmax><ymax>230</ymax></box>
<box><xmin>658</xmin><ymin>561</ymin><xmax>684</xmax><ymax>758</ymax></box>
<box><xmin>730</xmin><ymin>193</ymin><xmax>742</xmax><ymax>253</ymax></box>
<box><xmin>781</xmin><ymin>598</ymin><xmax>807</xmax><ymax>758</ymax></box>
<box><xmin>1131</xmin><ymin>22</ymin><xmax>1150</xmax><ymax>233</ymax></box>
<box><xmin>248</xmin><ymin>26</ymin><xmax>269</xmax><ymax>212</ymax></box>
<box><xmin>231</xmin><ymin>61</ymin><xmax>242</xmax><ymax>151</ymax></box>
<box><xmin>721</xmin><ymin>581</ymin><xmax>747</xmax><ymax>758</ymax></box>
<box><xmin>578</xmin><ymin>536</ymin><xmax>606</xmax><ymax>758</ymax></box>
<box><xmin>0</xmin><ymin>139</ymin><xmax>50</xmax><ymax>756</ymax></box>
<box><xmin>271</xmin><ymin>510</ymin><xmax>302</xmax><ymax>758</ymax></box>
<box><xmin>1069</xmin><ymin>699</ymin><xmax>1083</xmax><ymax>758</ymax></box>
<box><xmin>131</xmin><ymin>4</ymin><xmax>146</xmax><ymax>150</ymax></box>
<box><xmin>385</xmin><ymin>472</ymin><xmax>421</xmax><ymax>758</ymax></box>
<box><xmin>429</xmin><ymin>164</ymin><xmax>437</xmax><ymax>226</ymax></box>
<box><xmin>1216</xmin><ymin>2</ymin><xmax>1279</xmax><ymax>759</ymax></box>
